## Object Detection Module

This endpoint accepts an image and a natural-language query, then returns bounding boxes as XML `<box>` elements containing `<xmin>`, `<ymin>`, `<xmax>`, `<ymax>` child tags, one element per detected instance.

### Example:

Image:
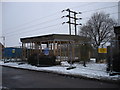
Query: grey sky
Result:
<box><xmin>1</xmin><ymin>1</ymin><xmax>119</xmax><ymax>47</ymax></box>
<box><xmin>0</xmin><ymin>2</ymin><xmax>2</xmax><ymax>44</ymax></box>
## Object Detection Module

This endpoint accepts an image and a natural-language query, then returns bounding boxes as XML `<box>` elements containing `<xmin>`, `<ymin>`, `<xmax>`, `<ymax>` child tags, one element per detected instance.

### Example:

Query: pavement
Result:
<box><xmin>2</xmin><ymin>66</ymin><xmax>119</xmax><ymax>88</ymax></box>
<box><xmin>1</xmin><ymin>63</ymin><xmax>120</xmax><ymax>84</ymax></box>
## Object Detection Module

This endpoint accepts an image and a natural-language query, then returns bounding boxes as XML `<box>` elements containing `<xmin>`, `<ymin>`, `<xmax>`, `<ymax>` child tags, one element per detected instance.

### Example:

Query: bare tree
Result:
<box><xmin>79</xmin><ymin>12</ymin><xmax>117</xmax><ymax>48</ymax></box>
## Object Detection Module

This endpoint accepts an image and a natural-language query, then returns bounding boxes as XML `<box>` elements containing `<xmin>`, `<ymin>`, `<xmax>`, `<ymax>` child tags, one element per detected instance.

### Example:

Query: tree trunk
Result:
<box><xmin>95</xmin><ymin>47</ymin><xmax>99</xmax><ymax>63</ymax></box>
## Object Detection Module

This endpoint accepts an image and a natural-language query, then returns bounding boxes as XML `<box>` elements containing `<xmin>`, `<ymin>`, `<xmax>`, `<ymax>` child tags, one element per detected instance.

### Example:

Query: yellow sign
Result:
<box><xmin>12</xmin><ymin>49</ymin><xmax>15</xmax><ymax>53</ymax></box>
<box><xmin>98</xmin><ymin>48</ymin><xmax>107</xmax><ymax>53</ymax></box>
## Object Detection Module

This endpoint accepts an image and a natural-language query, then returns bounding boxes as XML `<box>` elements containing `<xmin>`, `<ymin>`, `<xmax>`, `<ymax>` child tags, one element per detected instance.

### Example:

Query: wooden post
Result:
<box><xmin>24</xmin><ymin>43</ymin><xmax>26</xmax><ymax>60</ymax></box>
<box><xmin>46</xmin><ymin>41</ymin><xmax>48</xmax><ymax>48</ymax></box>
<box><xmin>26</xmin><ymin>43</ymin><xmax>29</xmax><ymax>60</ymax></box>
<box><xmin>72</xmin><ymin>42</ymin><xmax>75</xmax><ymax>62</ymax></box>
<box><xmin>32</xmin><ymin>42</ymin><xmax>34</xmax><ymax>54</ymax></box>
<box><xmin>50</xmin><ymin>42</ymin><xmax>52</xmax><ymax>50</ymax></box>
<box><xmin>56</xmin><ymin>41</ymin><xmax>58</xmax><ymax>57</ymax></box>
<box><xmin>38</xmin><ymin>42</ymin><xmax>40</xmax><ymax>55</ymax></box>
<box><xmin>64</xmin><ymin>43</ymin><xmax>67</xmax><ymax>61</ymax></box>
<box><xmin>31</xmin><ymin>42</ymin><xmax>33</xmax><ymax>55</ymax></box>
<box><xmin>60</xmin><ymin>41</ymin><xmax>62</xmax><ymax>61</ymax></box>
<box><xmin>53</xmin><ymin>40</ymin><xmax>56</xmax><ymax>56</ymax></box>
<box><xmin>56</xmin><ymin>41</ymin><xmax>59</xmax><ymax>61</ymax></box>
<box><xmin>36</xmin><ymin>42</ymin><xmax>39</xmax><ymax>66</ymax></box>
<box><xmin>78</xmin><ymin>43</ymin><xmax>80</xmax><ymax>61</ymax></box>
<box><xmin>67</xmin><ymin>41</ymin><xmax>69</xmax><ymax>61</ymax></box>
<box><xmin>40</xmin><ymin>42</ymin><xmax>42</xmax><ymax>53</ymax></box>
<box><xmin>22</xmin><ymin>43</ymin><xmax>24</xmax><ymax>61</ymax></box>
<box><xmin>29</xmin><ymin>42</ymin><xmax>31</xmax><ymax>57</ymax></box>
<box><xmin>23</xmin><ymin>43</ymin><xmax>25</xmax><ymax>60</ymax></box>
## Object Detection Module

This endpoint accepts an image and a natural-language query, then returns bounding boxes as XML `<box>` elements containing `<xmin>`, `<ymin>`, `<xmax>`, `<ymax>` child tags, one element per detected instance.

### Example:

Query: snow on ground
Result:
<box><xmin>0</xmin><ymin>60</ymin><xmax>119</xmax><ymax>81</ymax></box>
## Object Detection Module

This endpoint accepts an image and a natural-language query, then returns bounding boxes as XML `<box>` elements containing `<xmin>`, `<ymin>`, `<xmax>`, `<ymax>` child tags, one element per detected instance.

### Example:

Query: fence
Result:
<box><xmin>2</xmin><ymin>40</ymin><xmax>120</xmax><ymax>72</ymax></box>
<box><xmin>2</xmin><ymin>47</ymin><xmax>22</xmax><ymax>62</ymax></box>
<box><xmin>107</xmin><ymin>40</ymin><xmax>120</xmax><ymax>73</ymax></box>
<box><xmin>56</xmin><ymin>42</ymin><xmax>95</xmax><ymax>63</ymax></box>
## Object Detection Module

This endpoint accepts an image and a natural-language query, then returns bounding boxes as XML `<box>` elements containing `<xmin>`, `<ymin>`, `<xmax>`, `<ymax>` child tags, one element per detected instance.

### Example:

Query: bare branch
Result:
<box><xmin>79</xmin><ymin>12</ymin><xmax>117</xmax><ymax>47</ymax></box>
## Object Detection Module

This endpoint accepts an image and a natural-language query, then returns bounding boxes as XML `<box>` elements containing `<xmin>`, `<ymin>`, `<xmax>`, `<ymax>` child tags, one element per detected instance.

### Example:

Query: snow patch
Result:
<box><xmin>0</xmin><ymin>60</ymin><xmax>119</xmax><ymax>81</ymax></box>
<box><xmin>61</xmin><ymin>61</ymin><xmax>70</xmax><ymax>67</ymax></box>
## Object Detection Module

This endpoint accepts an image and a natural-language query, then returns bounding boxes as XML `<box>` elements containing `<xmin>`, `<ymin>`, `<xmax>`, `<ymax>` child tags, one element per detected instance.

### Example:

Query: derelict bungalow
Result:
<box><xmin>20</xmin><ymin>34</ymin><xmax>92</xmax><ymax>63</ymax></box>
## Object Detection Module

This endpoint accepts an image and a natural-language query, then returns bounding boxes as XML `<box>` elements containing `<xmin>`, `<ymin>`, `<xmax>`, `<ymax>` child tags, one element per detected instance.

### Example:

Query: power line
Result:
<box><xmin>7</xmin><ymin>25</ymin><xmax>66</xmax><ymax>40</ymax></box>
<box><xmin>62</xmin><ymin>8</ymin><xmax>82</xmax><ymax>35</ymax></box>
<box><xmin>4</xmin><ymin>2</ymin><xmax>92</xmax><ymax>32</ymax></box>
<box><xmin>4</xmin><ymin>2</ymin><xmax>109</xmax><ymax>32</ymax></box>
<box><xmin>82</xmin><ymin>4</ymin><xmax>118</xmax><ymax>14</ymax></box>
<box><xmin>82</xmin><ymin>11</ymin><xmax>119</xmax><ymax>20</ymax></box>
<box><xmin>5</xmin><ymin>17</ymin><xmax>61</xmax><ymax>35</ymax></box>
<box><xmin>4</xmin><ymin>11</ymin><xmax>60</xmax><ymax>31</ymax></box>
<box><xmin>71</xmin><ymin>2</ymin><xmax>97</xmax><ymax>9</ymax></box>
<box><xmin>6</xmin><ymin>23</ymin><xmax>62</xmax><ymax>36</ymax></box>
<box><xmin>4</xmin><ymin>3</ymin><xmax>118</xmax><ymax>31</ymax></box>
<box><xmin>4</xmin><ymin>3</ymin><xmax>119</xmax><ymax>36</ymax></box>
<box><xmin>4</xmin><ymin>3</ymin><xmax>95</xmax><ymax>32</ymax></box>
<box><xmin>5</xmin><ymin>3</ymin><xmax>117</xmax><ymax>35</ymax></box>
<box><xmin>5</xmin><ymin>8</ymin><xmax>119</xmax><ymax>36</ymax></box>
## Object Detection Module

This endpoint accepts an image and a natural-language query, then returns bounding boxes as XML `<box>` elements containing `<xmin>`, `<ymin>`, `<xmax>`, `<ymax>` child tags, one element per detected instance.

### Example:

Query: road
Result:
<box><xmin>1</xmin><ymin>66</ymin><xmax>119</xmax><ymax>88</ymax></box>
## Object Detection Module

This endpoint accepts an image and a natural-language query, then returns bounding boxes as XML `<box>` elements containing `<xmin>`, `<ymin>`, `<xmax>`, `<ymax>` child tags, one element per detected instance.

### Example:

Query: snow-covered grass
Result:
<box><xmin>0</xmin><ymin>60</ymin><xmax>119</xmax><ymax>81</ymax></box>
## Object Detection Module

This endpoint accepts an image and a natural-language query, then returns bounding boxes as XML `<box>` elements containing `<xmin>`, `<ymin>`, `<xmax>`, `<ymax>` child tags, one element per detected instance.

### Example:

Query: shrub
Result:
<box><xmin>28</xmin><ymin>53</ymin><xmax>56</xmax><ymax>66</ymax></box>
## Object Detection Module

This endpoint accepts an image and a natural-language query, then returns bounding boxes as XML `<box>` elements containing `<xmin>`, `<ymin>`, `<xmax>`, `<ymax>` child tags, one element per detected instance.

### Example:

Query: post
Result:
<box><xmin>60</xmin><ymin>41</ymin><xmax>62</xmax><ymax>61</ymax></box>
<box><xmin>69</xmin><ymin>41</ymin><xmax>72</xmax><ymax>67</ymax></box>
<box><xmin>74</xmin><ymin>13</ymin><xmax>77</xmax><ymax>35</ymax></box>
<box><xmin>31</xmin><ymin>42</ymin><xmax>33</xmax><ymax>55</ymax></box>
<box><xmin>68</xmin><ymin>9</ymin><xmax>71</xmax><ymax>35</ymax></box>
<box><xmin>56</xmin><ymin>41</ymin><xmax>59</xmax><ymax>57</ymax></box>
<box><xmin>110</xmin><ymin>40</ymin><xmax>113</xmax><ymax>74</ymax></box>
<box><xmin>35</xmin><ymin>42</ymin><xmax>39</xmax><ymax>66</ymax></box>
<box><xmin>40</xmin><ymin>42</ymin><xmax>42</xmax><ymax>53</ymax></box>
<box><xmin>53</xmin><ymin>40</ymin><xmax>56</xmax><ymax>56</ymax></box>
<box><xmin>72</xmin><ymin>42</ymin><xmax>75</xmax><ymax>62</ymax></box>
<box><xmin>67</xmin><ymin>41</ymin><xmax>69</xmax><ymax>61</ymax></box>
<box><xmin>62</xmin><ymin>8</ymin><xmax>82</xmax><ymax>69</ymax></box>
<box><xmin>64</xmin><ymin>43</ymin><xmax>67</xmax><ymax>61</ymax></box>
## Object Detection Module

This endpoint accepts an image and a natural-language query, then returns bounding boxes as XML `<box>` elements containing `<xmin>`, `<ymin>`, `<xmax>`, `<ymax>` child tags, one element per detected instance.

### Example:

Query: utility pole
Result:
<box><xmin>0</xmin><ymin>36</ymin><xmax>5</xmax><ymax>47</ymax></box>
<box><xmin>62</xmin><ymin>8</ymin><xmax>82</xmax><ymax>35</ymax></box>
<box><xmin>62</xmin><ymin>9</ymin><xmax>82</xmax><ymax>70</ymax></box>
<box><xmin>2</xmin><ymin>36</ymin><xmax>5</xmax><ymax>47</ymax></box>
<box><xmin>68</xmin><ymin>9</ymin><xmax>71</xmax><ymax>35</ymax></box>
<box><xmin>74</xmin><ymin>13</ymin><xmax>77</xmax><ymax>35</ymax></box>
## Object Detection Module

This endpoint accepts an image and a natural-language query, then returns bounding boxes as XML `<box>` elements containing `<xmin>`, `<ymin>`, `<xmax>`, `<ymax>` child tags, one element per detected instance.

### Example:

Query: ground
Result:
<box><xmin>2</xmin><ymin>66</ymin><xmax>119</xmax><ymax>88</ymax></box>
<box><xmin>0</xmin><ymin>60</ymin><xmax>119</xmax><ymax>83</ymax></box>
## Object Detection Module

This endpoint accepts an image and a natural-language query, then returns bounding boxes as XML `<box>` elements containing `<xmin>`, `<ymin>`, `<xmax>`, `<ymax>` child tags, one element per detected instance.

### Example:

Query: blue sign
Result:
<box><xmin>43</xmin><ymin>48</ymin><xmax>49</xmax><ymax>55</ymax></box>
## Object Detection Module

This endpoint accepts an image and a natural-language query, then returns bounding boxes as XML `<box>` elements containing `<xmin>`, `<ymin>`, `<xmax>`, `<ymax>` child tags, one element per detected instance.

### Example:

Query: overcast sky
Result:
<box><xmin>0</xmin><ymin>0</ymin><xmax>119</xmax><ymax>47</ymax></box>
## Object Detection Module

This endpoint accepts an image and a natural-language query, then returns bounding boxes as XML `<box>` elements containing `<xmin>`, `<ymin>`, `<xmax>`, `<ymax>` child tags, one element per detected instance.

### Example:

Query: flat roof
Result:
<box><xmin>20</xmin><ymin>34</ymin><xmax>90</xmax><ymax>43</ymax></box>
